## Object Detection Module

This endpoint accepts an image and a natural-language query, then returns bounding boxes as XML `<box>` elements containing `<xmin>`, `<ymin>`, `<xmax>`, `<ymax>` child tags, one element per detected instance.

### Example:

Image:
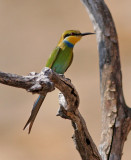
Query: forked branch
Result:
<box><xmin>0</xmin><ymin>67</ymin><xmax>101</xmax><ymax>160</ymax></box>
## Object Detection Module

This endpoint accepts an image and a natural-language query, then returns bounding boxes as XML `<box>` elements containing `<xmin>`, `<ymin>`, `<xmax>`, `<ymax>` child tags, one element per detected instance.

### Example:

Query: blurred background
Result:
<box><xmin>0</xmin><ymin>0</ymin><xmax>130</xmax><ymax>160</ymax></box>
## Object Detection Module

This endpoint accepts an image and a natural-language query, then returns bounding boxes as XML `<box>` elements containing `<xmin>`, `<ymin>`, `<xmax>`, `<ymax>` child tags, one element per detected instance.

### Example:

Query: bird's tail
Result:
<box><xmin>23</xmin><ymin>94</ymin><xmax>46</xmax><ymax>134</ymax></box>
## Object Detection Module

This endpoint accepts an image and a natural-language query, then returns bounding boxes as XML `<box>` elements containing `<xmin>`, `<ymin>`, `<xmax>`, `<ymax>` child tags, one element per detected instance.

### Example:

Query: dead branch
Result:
<box><xmin>0</xmin><ymin>67</ymin><xmax>101</xmax><ymax>160</ymax></box>
<box><xmin>81</xmin><ymin>0</ymin><xmax>131</xmax><ymax>160</ymax></box>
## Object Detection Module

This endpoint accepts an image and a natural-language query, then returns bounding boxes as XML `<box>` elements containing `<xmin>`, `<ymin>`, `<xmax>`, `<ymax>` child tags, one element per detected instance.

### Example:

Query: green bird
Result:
<box><xmin>24</xmin><ymin>30</ymin><xmax>94</xmax><ymax>133</ymax></box>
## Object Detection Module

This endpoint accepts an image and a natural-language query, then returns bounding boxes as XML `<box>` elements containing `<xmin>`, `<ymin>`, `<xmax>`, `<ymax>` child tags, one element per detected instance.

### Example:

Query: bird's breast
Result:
<box><xmin>52</xmin><ymin>47</ymin><xmax>73</xmax><ymax>74</ymax></box>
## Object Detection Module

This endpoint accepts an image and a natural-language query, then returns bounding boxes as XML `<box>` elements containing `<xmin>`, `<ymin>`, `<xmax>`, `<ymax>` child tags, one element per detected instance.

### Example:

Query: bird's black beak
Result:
<box><xmin>80</xmin><ymin>32</ymin><xmax>95</xmax><ymax>36</ymax></box>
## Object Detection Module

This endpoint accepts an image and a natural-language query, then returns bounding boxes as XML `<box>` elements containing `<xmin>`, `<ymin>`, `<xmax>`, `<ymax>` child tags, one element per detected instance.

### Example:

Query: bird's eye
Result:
<box><xmin>71</xmin><ymin>33</ymin><xmax>75</xmax><ymax>36</ymax></box>
<box><xmin>64</xmin><ymin>34</ymin><xmax>70</xmax><ymax>39</ymax></box>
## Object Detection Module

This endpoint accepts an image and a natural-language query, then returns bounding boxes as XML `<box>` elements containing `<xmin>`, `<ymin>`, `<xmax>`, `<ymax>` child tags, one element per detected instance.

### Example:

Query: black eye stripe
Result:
<box><xmin>64</xmin><ymin>34</ymin><xmax>71</xmax><ymax>38</ymax></box>
<box><xmin>64</xmin><ymin>32</ymin><xmax>80</xmax><ymax>39</ymax></box>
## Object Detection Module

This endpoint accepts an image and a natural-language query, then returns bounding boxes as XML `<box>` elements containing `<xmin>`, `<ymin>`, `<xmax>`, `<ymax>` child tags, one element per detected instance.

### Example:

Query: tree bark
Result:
<box><xmin>80</xmin><ymin>0</ymin><xmax>131</xmax><ymax>160</ymax></box>
<box><xmin>0</xmin><ymin>67</ymin><xmax>101</xmax><ymax>160</ymax></box>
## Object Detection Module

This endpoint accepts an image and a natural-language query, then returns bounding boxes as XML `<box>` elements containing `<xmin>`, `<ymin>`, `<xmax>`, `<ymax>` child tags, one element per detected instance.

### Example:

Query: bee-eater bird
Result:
<box><xmin>24</xmin><ymin>30</ymin><xmax>95</xmax><ymax>133</ymax></box>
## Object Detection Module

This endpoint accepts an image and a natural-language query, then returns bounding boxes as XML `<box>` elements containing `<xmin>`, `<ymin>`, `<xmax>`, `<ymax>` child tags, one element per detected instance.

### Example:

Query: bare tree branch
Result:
<box><xmin>81</xmin><ymin>0</ymin><xmax>131</xmax><ymax>160</ymax></box>
<box><xmin>58</xmin><ymin>106</ymin><xmax>102</xmax><ymax>160</ymax></box>
<box><xmin>0</xmin><ymin>67</ymin><xmax>101</xmax><ymax>160</ymax></box>
<box><xmin>0</xmin><ymin>69</ymin><xmax>54</xmax><ymax>94</ymax></box>
<box><xmin>58</xmin><ymin>95</ymin><xmax>102</xmax><ymax>160</ymax></box>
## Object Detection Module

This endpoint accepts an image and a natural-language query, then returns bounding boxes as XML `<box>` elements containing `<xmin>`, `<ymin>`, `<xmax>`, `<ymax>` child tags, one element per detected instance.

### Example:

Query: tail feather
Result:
<box><xmin>23</xmin><ymin>95</ymin><xmax>46</xmax><ymax>134</ymax></box>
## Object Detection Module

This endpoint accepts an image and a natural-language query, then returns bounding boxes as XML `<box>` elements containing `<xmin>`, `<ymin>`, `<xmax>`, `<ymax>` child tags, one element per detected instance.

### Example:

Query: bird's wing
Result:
<box><xmin>46</xmin><ymin>46</ymin><xmax>61</xmax><ymax>68</ymax></box>
<box><xmin>65</xmin><ymin>51</ymin><xmax>73</xmax><ymax>72</ymax></box>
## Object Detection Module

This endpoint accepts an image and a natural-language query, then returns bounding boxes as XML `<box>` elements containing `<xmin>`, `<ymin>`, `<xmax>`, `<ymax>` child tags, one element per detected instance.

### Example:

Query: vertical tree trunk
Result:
<box><xmin>81</xmin><ymin>0</ymin><xmax>131</xmax><ymax>160</ymax></box>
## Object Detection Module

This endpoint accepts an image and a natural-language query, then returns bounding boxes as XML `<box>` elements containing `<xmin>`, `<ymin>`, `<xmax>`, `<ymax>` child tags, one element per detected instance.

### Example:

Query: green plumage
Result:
<box><xmin>46</xmin><ymin>45</ymin><xmax>73</xmax><ymax>74</ymax></box>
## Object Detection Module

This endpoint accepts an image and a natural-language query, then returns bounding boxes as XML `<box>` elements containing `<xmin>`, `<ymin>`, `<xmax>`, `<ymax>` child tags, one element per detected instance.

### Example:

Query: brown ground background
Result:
<box><xmin>0</xmin><ymin>0</ymin><xmax>130</xmax><ymax>160</ymax></box>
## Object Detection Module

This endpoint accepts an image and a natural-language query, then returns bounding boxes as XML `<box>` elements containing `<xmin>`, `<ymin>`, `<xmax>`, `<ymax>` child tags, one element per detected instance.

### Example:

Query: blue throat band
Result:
<box><xmin>63</xmin><ymin>40</ymin><xmax>74</xmax><ymax>48</ymax></box>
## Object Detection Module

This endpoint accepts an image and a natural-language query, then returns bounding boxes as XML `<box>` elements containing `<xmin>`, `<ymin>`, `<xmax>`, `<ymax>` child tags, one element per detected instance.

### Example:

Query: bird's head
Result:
<box><xmin>58</xmin><ymin>30</ymin><xmax>95</xmax><ymax>47</ymax></box>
